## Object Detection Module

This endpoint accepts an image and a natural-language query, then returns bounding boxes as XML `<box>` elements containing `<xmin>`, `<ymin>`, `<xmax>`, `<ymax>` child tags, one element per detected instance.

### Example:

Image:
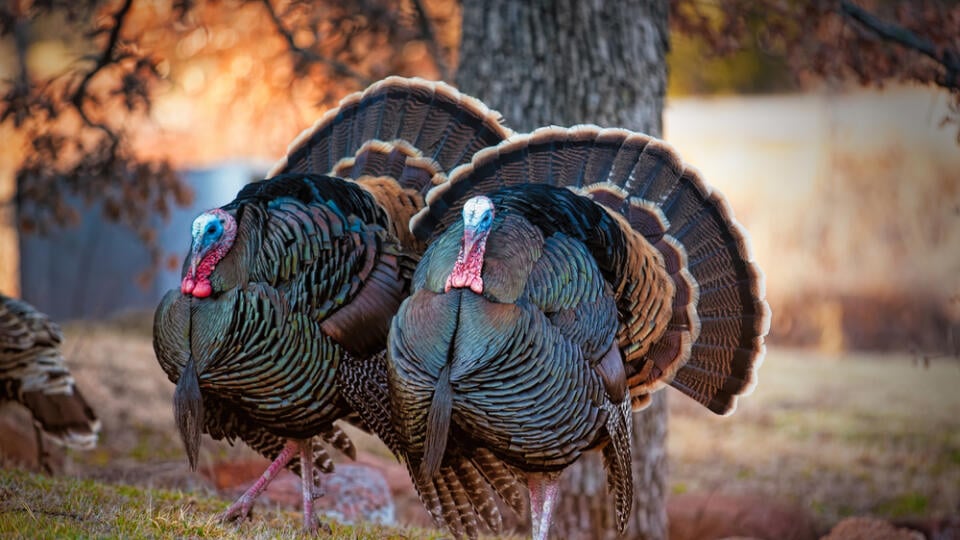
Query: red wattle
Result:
<box><xmin>468</xmin><ymin>276</ymin><xmax>484</xmax><ymax>294</ymax></box>
<box><xmin>181</xmin><ymin>277</ymin><xmax>196</xmax><ymax>294</ymax></box>
<box><xmin>180</xmin><ymin>250</ymin><xmax>221</xmax><ymax>298</ymax></box>
<box><xmin>192</xmin><ymin>280</ymin><xmax>212</xmax><ymax>298</ymax></box>
<box><xmin>445</xmin><ymin>269</ymin><xmax>466</xmax><ymax>292</ymax></box>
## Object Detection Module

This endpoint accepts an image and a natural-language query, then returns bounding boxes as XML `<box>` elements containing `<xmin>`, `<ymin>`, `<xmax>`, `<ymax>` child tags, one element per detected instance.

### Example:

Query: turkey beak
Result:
<box><xmin>187</xmin><ymin>243</ymin><xmax>201</xmax><ymax>278</ymax></box>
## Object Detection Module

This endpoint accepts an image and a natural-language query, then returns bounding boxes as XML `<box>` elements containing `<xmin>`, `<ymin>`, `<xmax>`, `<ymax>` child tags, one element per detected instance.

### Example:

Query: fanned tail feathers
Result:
<box><xmin>622</xmin><ymin>140</ymin><xmax>771</xmax><ymax>414</ymax></box>
<box><xmin>268</xmin><ymin>76</ymin><xmax>512</xmax><ymax>252</ymax></box>
<box><xmin>413</xmin><ymin>125</ymin><xmax>770</xmax><ymax>416</ymax></box>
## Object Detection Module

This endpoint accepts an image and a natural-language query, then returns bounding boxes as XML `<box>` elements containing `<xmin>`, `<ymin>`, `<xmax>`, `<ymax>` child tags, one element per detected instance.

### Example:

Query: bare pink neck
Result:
<box><xmin>445</xmin><ymin>230</ymin><xmax>488</xmax><ymax>294</ymax></box>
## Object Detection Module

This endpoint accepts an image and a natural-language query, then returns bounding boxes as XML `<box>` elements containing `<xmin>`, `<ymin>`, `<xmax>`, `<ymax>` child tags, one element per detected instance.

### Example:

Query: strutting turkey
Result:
<box><xmin>152</xmin><ymin>77</ymin><xmax>527</xmax><ymax>532</ymax></box>
<box><xmin>0</xmin><ymin>294</ymin><xmax>100</xmax><ymax>471</ymax></box>
<box><xmin>388</xmin><ymin>125</ymin><xmax>771</xmax><ymax>540</ymax></box>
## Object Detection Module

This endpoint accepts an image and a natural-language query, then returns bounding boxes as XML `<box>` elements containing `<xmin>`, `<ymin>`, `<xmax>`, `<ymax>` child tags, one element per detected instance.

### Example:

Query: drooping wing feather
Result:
<box><xmin>203</xmin><ymin>395</ymin><xmax>344</xmax><ymax>482</ymax></box>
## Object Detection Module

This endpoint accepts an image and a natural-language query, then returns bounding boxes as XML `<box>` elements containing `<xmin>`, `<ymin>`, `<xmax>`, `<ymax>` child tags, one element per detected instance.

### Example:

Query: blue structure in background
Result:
<box><xmin>19</xmin><ymin>163</ymin><xmax>261</xmax><ymax>321</ymax></box>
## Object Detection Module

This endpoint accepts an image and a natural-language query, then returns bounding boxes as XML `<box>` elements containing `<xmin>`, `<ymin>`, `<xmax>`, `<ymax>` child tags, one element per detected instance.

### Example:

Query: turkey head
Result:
<box><xmin>180</xmin><ymin>208</ymin><xmax>238</xmax><ymax>298</ymax></box>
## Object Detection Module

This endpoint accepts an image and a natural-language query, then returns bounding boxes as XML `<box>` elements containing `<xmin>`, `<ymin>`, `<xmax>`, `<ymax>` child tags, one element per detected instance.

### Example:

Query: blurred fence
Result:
<box><xmin>18</xmin><ymin>163</ymin><xmax>260</xmax><ymax>321</ymax></box>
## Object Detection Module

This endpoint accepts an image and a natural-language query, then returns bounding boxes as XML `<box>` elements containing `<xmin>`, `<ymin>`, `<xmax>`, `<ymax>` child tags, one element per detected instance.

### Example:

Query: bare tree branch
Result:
<box><xmin>840</xmin><ymin>0</ymin><xmax>960</xmax><ymax>91</ymax></box>
<box><xmin>261</xmin><ymin>0</ymin><xmax>371</xmax><ymax>85</ymax></box>
<box><xmin>410</xmin><ymin>0</ymin><xmax>450</xmax><ymax>80</ymax></box>
<box><xmin>12</xmin><ymin>9</ymin><xmax>28</xmax><ymax>84</ymax></box>
<box><xmin>69</xmin><ymin>0</ymin><xmax>136</xmax><ymax>148</ymax></box>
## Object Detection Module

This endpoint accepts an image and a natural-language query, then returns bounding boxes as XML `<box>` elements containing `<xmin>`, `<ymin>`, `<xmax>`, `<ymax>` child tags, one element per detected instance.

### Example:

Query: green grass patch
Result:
<box><xmin>876</xmin><ymin>493</ymin><xmax>929</xmax><ymax>518</ymax></box>
<box><xmin>0</xmin><ymin>468</ymin><xmax>443</xmax><ymax>539</ymax></box>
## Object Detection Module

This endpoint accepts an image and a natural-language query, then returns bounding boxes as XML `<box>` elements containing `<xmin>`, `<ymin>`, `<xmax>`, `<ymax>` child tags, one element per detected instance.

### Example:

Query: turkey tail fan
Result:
<box><xmin>268</xmin><ymin>76</ymin><xmax>513</xmax><ymax>252</ymax></box>
<box><xmin>623</xmin><ymin>146</ymin><xmax>770</xmax><ymax>415</ymax></box>
<box><xmin>412</xmin><ymin>125</ymin><xmax>769</xmax><ymax>416</ymax></box>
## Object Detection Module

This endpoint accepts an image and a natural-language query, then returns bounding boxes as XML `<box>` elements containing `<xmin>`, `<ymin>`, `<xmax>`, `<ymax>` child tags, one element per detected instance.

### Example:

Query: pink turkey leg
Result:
<box><xmin>299</xmin><ymin>441</ymin><xmax>318</xmax><ymax>531</ymax></box>
<box><xmin>220</xmin><ymin>439</ymin><xmax>299</xmax><ymax>522</ymax></box>
<box><xmin>528</xmin><ymin>472</ymin><xmax>561</xmax><ymax>540</ymax></box>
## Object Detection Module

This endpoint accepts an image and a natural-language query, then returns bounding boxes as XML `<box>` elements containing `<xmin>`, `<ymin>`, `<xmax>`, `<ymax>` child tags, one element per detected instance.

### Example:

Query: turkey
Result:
<box><xmin>152</xmin><ymin>77</ymin><xmax>526</xmax><ymax>532</ymax></box>
<box><xmin>0</xmin><ymin>294</ymin><xmax>100</xmax><ymax>471</ymax></box>
<box><xmin>388</xmin><ymin>125</ymin><xmax>771</xmax><ymax>540</ymax></box>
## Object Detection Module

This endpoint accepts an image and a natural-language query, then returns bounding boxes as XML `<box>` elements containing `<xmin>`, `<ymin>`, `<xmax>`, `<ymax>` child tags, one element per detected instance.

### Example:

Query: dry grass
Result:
<box><xmin>668</xmin><ymin>348</ymin><xmax>960</xmax><ymax>528</ymax></box>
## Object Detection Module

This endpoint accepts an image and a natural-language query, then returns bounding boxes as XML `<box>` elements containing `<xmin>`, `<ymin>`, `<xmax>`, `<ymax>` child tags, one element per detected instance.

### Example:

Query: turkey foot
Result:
<box><xmin>219</xmin><ymin>439</ymin><xmax>299</xmax><ymax>523</ymax></box>
<box><xmin>528</xmin><ymin>471</ymin><xmax>561</xmax><ymax>540</ymax></box>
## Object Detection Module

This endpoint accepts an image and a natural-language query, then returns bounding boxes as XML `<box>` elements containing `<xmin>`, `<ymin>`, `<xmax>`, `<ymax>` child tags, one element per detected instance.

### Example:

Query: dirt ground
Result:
<box><xmin>2</xmin><ymin>318</ymin><xmax>958</xmax><ymax>537</ymax></box>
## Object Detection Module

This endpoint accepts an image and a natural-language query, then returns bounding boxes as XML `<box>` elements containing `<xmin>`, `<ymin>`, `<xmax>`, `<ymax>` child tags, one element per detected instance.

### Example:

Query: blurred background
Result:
<box><xmin>0</xmin><ymin>1</ymin><xmax>958</xmax><ymax>539</ymax></box>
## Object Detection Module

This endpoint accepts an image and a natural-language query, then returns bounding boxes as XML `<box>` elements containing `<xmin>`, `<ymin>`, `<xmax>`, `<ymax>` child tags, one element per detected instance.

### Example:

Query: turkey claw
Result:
<box><xmin>300</xmin><ymin>510</ymin><xmax>332</xmax><ymax>533</ymax></box>
<box><xmin>219</xmin><ymin>497</ymin><xmax>255</xmax><ymax>523</ymax></box>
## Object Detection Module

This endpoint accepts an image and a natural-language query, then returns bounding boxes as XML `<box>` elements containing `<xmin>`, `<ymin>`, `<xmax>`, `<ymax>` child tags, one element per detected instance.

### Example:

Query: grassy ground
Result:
<box><xmin>668</xmin><ymin>348</ymin><xmax>960</xmax><ymax>528</ymax></box>
<box><xmin>1</xmin><ymin>321</ymin><xmax>958</xmax><ymax>537</ymax></box>
<box><xmin>0</xmin><ymin>467</ymin><xmax>439</xmax><ymax>539</ymax></box>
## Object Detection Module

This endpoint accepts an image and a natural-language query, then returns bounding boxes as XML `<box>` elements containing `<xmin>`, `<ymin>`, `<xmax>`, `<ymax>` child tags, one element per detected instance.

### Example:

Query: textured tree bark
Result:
<box><xmin>456</xmin><ymin>1</ymin><xmax>670</xmax><ymax>539</ymax></box>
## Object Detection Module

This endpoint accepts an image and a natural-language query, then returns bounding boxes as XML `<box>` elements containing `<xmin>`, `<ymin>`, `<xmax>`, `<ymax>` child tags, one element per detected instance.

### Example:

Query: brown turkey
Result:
<box><xmin>388</xmin><ymin>125</ymin><xmax>771</xmax><ymax>540</ymax></box>
<box><xmin>0</xmin><ymin>294</ymin><xmax>100</xmax><ymax>471</ymax></box>
<box><xmin>152</xmin><ymin>77</ymin><xmax>527</xmax><ymax>532</ymax></box>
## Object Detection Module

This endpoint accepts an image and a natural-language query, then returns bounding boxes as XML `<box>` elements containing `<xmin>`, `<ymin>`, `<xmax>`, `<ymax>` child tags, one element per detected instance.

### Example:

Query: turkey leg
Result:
<box><xmin>220</xmin><ymin>439</ymin><xmax>299</xmax><ymax>523</ymax></box>
<box><xmin>528</xmin><ymin>471</ymin><xmax>561</xmax><ymax>540</ymax></box>
<box><xmin>299</xmin><ymin>439</ymin><xmax>319</xmax><ymax>531</ymax></box>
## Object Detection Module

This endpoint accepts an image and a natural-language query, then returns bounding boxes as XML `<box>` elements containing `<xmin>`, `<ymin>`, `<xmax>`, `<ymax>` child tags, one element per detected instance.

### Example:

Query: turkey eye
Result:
<box><xmin>207</xmin><ymin>225</ymin><xmax>217</xmax><ymax>234</ymax></box>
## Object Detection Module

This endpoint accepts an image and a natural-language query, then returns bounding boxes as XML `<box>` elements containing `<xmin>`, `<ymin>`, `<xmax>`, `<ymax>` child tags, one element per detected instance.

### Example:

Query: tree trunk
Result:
<box><xmin>456</xmin><ymin>1</ymin><xmax>669</xmax><ymax>539</ymax></box>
